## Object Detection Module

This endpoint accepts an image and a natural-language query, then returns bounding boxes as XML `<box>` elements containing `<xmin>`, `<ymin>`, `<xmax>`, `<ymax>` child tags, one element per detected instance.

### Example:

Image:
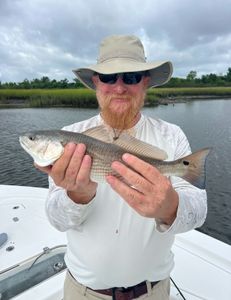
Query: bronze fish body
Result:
<box><xmin>19</xmin><ymin>126</ymin><xmax>211</xmax><ymax>189</ymax></box>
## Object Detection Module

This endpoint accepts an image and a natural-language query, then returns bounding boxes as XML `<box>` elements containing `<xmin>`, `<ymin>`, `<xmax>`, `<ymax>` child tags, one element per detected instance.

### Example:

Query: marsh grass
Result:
<box><xmin>0</xmin><ymin>89</ymin><xmax>98</xmax><ymax>108</ymax></box>
<box><xmin>0</xmin><ymin>87</ymin><xmax>231</xmax><ymax>107</ymax></box>
<box><xmin>149</xmin><ymin>87</ymin><xmax>231</xmax><ymax>97</ymax></box>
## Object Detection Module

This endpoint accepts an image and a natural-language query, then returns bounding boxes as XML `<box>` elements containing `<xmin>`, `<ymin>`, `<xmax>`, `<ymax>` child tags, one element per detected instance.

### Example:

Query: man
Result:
<box><xmin>38</xmin><ymin>35</ymin><xmax>207</xmax><ymax>300</ymax></box>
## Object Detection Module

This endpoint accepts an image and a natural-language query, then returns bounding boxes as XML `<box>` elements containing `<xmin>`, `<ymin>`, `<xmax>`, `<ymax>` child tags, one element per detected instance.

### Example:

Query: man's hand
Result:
<box><xmin>106</xmin><ymin>153</ymin><xmax>179</xmax><ymax>225</ymax></box>
<box><xmin>35</xmin><ymin>143</ymin><xmax>97</xmax><ymax>204</ymax></box>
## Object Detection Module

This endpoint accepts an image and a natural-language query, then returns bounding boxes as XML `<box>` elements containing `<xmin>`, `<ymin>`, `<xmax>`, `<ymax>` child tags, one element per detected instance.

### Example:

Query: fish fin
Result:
<box><xmin>83</xmin><ymin>125</ymin><xmax>168</xmax><ymax>160</ymax></box>
<box><xmin>90</xmin><ymin>157</ymin><xmax>111</xmax><ymax>182</ymax></box>
<box><xmin>83</xmin><ymin>125</ymin><xmax>113</xmax><ymax>143</ymax></box>
<box><xmin>90</xmin><ymin>157</ymin><xmax>126</xmax><ymax>183</ymax></box>
<box><xmin>179</xmin><ymin>148</ymin><xmax>211</xmax><ymax>189</ymax></box>
<box><xmin>113</xmin><ymin>132</ymin><xmax>168</xmax><ymax>160</ymax></box>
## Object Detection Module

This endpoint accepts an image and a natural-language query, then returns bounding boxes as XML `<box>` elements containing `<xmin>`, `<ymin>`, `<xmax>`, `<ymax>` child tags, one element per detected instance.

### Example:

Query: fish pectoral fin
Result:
<box><xmin>90</xmin><ymin>157</ymin><xmax>126</xmax><ymax>184</ymax></box>
<box><xmin>90</xmin><ymin>158</ymin><xmax>112</xmax><ymax>183</ymax></box>
<box><xmin>113</xmin><ymin>132</ymin><xmax>168</xmax><ymax>160</ymax></box>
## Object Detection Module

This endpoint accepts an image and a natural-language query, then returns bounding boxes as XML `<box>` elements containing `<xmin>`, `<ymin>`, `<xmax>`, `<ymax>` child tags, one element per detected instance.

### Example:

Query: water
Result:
<box><xmin>0</xmin><ymin>100</ymin><xmax>231</xmax><ymax>245</ymax></box>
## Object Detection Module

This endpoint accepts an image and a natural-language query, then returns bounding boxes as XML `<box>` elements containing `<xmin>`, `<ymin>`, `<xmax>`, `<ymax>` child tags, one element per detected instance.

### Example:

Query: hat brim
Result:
<box><xmin>73</xmin><ymin>59</ymin><xmax>173</xmax><ymax>90</ymax></box>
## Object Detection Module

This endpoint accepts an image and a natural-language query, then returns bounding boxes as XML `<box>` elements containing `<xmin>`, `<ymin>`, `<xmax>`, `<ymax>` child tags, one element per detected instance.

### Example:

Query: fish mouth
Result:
<box><xmin>19</xmin><ymin>135</ymin><xmax>44</xmax><ymax>155</ymax></box>
<box><xmin>19</xmin><ymin>136</ymin><xmax>31</xmax><ymax>154</ymax></box>
<box><xmin>19</xmin><ymin>136</ymin><xmax>26</xmax><ymax>148</ymax></box>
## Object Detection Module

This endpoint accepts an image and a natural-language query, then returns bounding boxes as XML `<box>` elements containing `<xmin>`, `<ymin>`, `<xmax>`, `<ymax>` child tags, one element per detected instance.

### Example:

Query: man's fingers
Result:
<box><xmin>110</xmin><ymin>160</ymin><xmax>152</xmax><ymax>194</ymax></box>
<box><xmin>75</xmin><ymin>154</ymin><xmax>93</xmax><ymax>185</ymax></box>
<box><xmin>51</xmin><ymin>143</ymin><xmax>76</xmax><ymax>182</ymax></box>
<box><xmin>122</xmin><ymin>153</ymin><xmax>161</xmax><ymax>184</ymax></box>
<box><xmin>106</xmin><ymin>175</ymin><xmax>144</xmax><ymax>213</ymax></box>
<box><xmin>64</xmin><ymin>144</ymin><xmax>87</xmax><ymax>183</ymax></box>
<box><xmin>34</xmin><ymin>163</ymin><xmax>52</xmax><ymax>174</ymax></box>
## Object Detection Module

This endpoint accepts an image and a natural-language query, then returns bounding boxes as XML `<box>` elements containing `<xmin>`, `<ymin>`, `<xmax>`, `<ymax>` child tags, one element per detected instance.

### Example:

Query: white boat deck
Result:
<box><xmin>172</xmin><ymin>230</ymin><xmax>231</xmax><ymax>299</ymax></box>
<box><xmin>0</xmin><ymin>185</ymin><xmax>231</xmax><ymax>300</ymax></box>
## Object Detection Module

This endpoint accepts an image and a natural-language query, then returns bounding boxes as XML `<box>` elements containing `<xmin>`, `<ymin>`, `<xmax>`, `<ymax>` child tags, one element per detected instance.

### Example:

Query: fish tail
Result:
<box><xmin>180</xmin><ymin>148</ymin><xmax>211</xmax><ymax>189</ymax></box>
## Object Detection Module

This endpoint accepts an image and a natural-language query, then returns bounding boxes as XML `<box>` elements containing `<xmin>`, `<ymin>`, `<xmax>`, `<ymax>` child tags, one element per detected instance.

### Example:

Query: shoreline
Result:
<box><xmin>145</xmin><ymin>95</ymin><xmax>231</xmax><ymax>106</ymax></box>
<box><xmin>1</xmin><ymin>94</ymin><xmax>231</xmax><ymax>109</ymax></box>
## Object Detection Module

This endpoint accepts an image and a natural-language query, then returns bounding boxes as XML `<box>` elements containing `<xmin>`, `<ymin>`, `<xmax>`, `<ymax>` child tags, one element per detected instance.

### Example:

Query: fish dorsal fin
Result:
<box><xmin>83</xmin><ymin>125</ymin><xmax>113</xmax><ymax>143</ymax></box>
<box><xmin>83</xmin><ymin>125</ymin><xmax>167</xmax><ymax>160</ymax></box>
<box><xmin>113</xmin><ymin>132</ymin><xmax>168</xmax><ymax>160</ymax></box>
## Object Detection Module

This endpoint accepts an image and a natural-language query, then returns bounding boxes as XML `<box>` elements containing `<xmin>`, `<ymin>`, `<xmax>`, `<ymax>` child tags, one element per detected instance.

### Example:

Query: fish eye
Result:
<box><xmin>28</xmin><ymin>135</ymin><xmax>35</xmax><ymax>141</ymax></box>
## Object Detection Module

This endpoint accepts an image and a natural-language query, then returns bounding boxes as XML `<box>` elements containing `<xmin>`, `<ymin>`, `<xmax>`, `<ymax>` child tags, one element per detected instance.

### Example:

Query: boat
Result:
<box><xmin>0</xmin><ymin>184</ymin><xmax>231</xmax><ymax>300</ymax></box>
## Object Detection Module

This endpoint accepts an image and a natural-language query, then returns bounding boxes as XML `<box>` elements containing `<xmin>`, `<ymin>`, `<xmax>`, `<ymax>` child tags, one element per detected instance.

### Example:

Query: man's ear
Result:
<box><xmin>92</xmin><ymin>75</ymin><xmax>98</xmax><ymax>87</ymax></box>
<box><xmin>143</xmin><ymin>75</ymin><xmax>150</xmax><ymax>88</ymax></box>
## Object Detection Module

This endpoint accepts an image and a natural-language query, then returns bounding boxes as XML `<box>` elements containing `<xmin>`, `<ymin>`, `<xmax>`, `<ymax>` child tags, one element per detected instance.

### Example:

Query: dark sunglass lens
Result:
<box><xmin>98</xmin><ymin>73</ymin><xmax>117</xmax><ymax>84</ymax></box>
<box><xmin>123</xmin><ymin>72</ymin><xmax>143</xmax><ymax>84</ymax></box>
<box><xmin>98</xmin><ymin>72</ymin><xmax>144</xmax><ymax>85</ymax></box>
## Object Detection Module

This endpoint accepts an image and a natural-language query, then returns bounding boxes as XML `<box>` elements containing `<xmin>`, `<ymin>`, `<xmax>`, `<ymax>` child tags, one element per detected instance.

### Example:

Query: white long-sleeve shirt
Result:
<box><xmin>46</xmin><ymin>114</ymin><xmax>207</xmax><ymax>289</ymax></box>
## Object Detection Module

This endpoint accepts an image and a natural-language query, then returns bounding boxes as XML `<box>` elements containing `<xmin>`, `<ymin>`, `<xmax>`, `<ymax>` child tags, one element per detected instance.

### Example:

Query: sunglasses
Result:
<box><xmin>97</xmin><ymin>71</ymin><xmax>148</xmax><ymax>85</ymax></box>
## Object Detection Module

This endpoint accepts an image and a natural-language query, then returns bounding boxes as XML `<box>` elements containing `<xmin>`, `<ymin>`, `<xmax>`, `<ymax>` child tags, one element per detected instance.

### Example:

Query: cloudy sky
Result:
<box><xmin>0</xmin><ymin>0</ymin><xmax>231</xmax><ymax>83</ymax></box>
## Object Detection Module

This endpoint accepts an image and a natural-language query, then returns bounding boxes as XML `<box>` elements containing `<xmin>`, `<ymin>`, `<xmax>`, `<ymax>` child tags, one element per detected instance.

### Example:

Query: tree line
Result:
<box><xmin>0</xmin><ymin>77</ymin><xmax>84</xmax><ymax>89</ymax></box>
<box><xmin>0</xmin><ymin>68</ymin><xmax>231</xmax><ymax>89</ymax></box>
<box><xmin>167</xmin><ymin>68</ymin><xmax>231</xmax><ymax>87</ymax></box>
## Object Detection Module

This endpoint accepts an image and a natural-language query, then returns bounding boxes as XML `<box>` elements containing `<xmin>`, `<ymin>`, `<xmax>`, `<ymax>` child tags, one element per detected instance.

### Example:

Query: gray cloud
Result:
<box><xmin>0</xmin><ymin>0</ymin><xmax>231</xmax><ymax>82</ymax></box>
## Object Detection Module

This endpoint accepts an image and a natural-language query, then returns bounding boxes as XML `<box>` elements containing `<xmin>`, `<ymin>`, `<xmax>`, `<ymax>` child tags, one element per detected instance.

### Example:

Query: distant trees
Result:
<box><xmin>1</xmin><ymin>68</ymin><xmax>231</xmax><ymax>89</ymax></box>
<box><xmin>226</xmin><ymin>67</ymin><xmax>231</xmax><ymax>82</ymax></box>
<box><xmin>166</xmin><ymin>67</ymin><xmax>231</xmax><ymax>87</ymax></box>
<box><xmin>0</xmin><ymin>76</ymin><xmax>85</xmax><ymax>89</ymax></box>
<box><xmin>186</xmin><ymin>70</ymin><xmax>197</xmax><ymax>81</ymax></box>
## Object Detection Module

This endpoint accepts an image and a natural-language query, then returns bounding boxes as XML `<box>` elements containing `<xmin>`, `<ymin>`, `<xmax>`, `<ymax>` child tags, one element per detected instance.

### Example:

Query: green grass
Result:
<box><xmin>146</xmin><ymin>87</ymin><xmax>231</xmax><ymax>105</ymax></box>
<box><xmin>0</xmin><ymin>89</ymin><xmax>98</xmax><ymax>108</ymax></box>
<box><xmin>148</xmin><ymin>87</ymin><xmax>231</xmax><ymax>97</ymax></box>
<box><xmin>1</xmin><ymin>87</ymin><xmax>231</xmax><ymax>108</ymax></box>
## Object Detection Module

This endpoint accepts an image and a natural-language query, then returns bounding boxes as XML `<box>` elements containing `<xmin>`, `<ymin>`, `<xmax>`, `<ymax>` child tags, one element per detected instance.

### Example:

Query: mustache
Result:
<box><xmin>108</xmin><ymin>94</ymin><xmax>131</xmax><ymax>100</ymax></box>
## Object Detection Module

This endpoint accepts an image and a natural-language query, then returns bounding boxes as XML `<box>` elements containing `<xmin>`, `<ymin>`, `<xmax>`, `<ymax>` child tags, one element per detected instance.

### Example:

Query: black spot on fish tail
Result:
<box><xmin>181</xmin><ymin>148</ymin><xmax>212</xmax><ymax>189</ymax></box>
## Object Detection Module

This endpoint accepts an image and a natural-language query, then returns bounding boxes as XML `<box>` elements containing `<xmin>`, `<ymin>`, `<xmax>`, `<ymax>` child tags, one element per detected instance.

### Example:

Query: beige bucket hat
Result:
<box><xmin>73</xmin><ymin>35</ymin><xmax>173</xmax><ymax>90</ymax></box>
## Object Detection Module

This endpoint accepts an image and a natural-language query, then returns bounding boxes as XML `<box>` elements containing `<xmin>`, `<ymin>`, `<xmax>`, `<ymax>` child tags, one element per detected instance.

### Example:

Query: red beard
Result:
<box><xmin>97</xmin><ymin>93</ymin><xmax>145</xmax><ymax>129</ymax></box>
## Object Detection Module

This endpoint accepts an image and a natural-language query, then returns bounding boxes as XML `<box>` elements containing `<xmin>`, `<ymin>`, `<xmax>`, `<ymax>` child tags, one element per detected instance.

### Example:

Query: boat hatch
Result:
<box><xmin>0</xmin><ymin>246</ymin><xmax>67</xmax><ymax>299</ymax></box>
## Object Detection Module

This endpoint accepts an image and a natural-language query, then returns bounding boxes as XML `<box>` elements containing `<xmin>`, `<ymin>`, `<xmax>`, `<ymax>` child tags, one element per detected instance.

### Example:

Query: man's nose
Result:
<box><xmin>113</xmin><ymin>76</ymin><xmax>127</xmax><ymax>93</ymax></box>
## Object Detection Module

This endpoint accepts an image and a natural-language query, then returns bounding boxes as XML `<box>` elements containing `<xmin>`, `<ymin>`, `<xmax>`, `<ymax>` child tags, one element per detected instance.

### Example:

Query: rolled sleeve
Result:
<box><xmin>156</xmin><ymin>179</ymin><xmax>207</xmax><ymax>234</ymax></box>
<box><xmin>45</xmin><ymin>177</ymin><xmax>96</xmax><ymax>232</ymax></box>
